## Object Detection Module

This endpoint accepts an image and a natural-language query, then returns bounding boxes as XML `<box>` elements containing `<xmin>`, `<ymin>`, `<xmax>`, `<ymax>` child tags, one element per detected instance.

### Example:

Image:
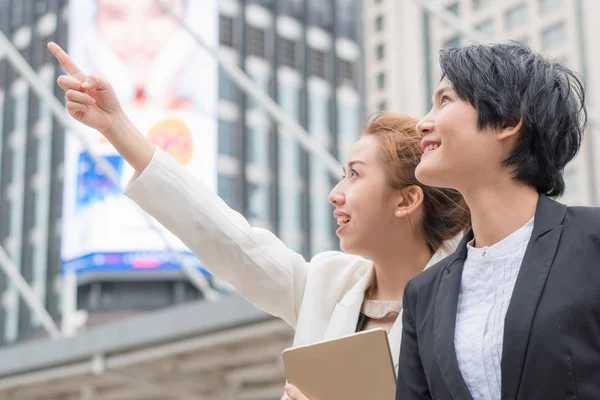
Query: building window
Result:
<box><xmin>472</xmin><ymin>0</ymin><xmax>493</xmax><ymax>11</ymax></box>
<box><xmin>218</xmin><ymin>120</ymin><xmax>236</xmax><ymax>156</ymax></box>
<box><xmin>309</xmin><ymin>48</ymin><xmax>326</xmax><ymax>78</ymax></box>
<box><xmin>376</xmin><ymin>44</ymin><xmax>385</xmax><ymax>60</ymax></box>
<box><xmin>278</xmin><ymin>83</ymin><xmax>302</xmax><ymax>183</ymax></box>
<box><xmin>379</xmin><ymin>101</ymin><xmax>387</xmax><ymax>111</ymax></box>
<box><xmin>280</xmin><ymin>0</ymin><xmax>304</xmax><ymax>19</ymax></box>
<box><xmin>337</xmin><ymin>0</ymin><xmax>358</xmax><ymax>39</ymax></box>
<box><xmin>308</xmin><ymin>0</ymin><xmax>333</xmax><ymax>28</ymax></box>
<box><xmin>310</xmin><ymin>194</ymin><xmax>334</xmax><ymax>255</ymax></box>
<box><xmin>505</xmin><ymin>4</ymin><xmax>528</xmax><ymax>31</ymax></box>
<box><xmin>447</xmin><ymin>2</ymin><xmax>459</xmax><ymax>15</ymax></box>
<box><xmin>247</xmin><ymin>182</ymin><xmax>270</xmax><ymax>225</ymax></box>
<box><xmin>279</xmin><ymin>83</ymin><xmax>301</xmax><ymax>123</ymax></box>
<box><xmin>219</xmin><ymin>15</ymin><xmax>234</xmax><ymax>47</ymax></box>
<box><xmin>279</xmin><ymin>134</ymin><xmax>301</xmax><ymax>179</ymax></box>
<box><xmin>337</xmin><ymin>101</ymin><xmax>360</xmax><ymax>163</ymax></box>
<box><xmin>279</xmin><ymin>38</ymin><xmax>297</xmax><ymax>69</ymax></box>
<box><xmin>218</xmin><ymin>67</ymin><xmax>237</xmax><ymax>102</ymax></box>
<box><xmin>35</xmin><ymin>1</ymin><xmax>48</xmax><ymax>14</ymax></box>
<box><xmin>377</xmin><ymin>72</ymin><xmax>386</xmax><ymax>90</ymax></box>
<box><xmin>542</xmin><ymin>23</ymin><xmax>566</xmax><ymax>49</ymax></box>
<box><xmin>279</xmin><ymin>184</ymin><xmax>303</xmax><ymax>252</ymax></box>
<box><xmin>308</xmin><ymin>87</ymin><xmax>334</xmax><ymax>254</ymax></box>
<box><xmin>540</xmin><ymin>0</ymin><xmax>562</xmax><ymax>14</ymax></box>
<box><xmin>475</xmin><ymin>20</ymin><xmax>494</xmax><ymax>37</ymax></box>
<box><xmin>309</xmin><ymin>91</ymin><xmax>330</xmax><ymax>133</ymax></box>
<box><xmin>10</xmin><ymin>0</ymin><xmax>24</xmax><ymax>28</ymax></box>
<box><xmin>339</xmin><ymin>59</ymin><xmax>355</xmax><ymax>86</ymax></box>
<box><xmin>218</xmin><ymin>175</ymin><xmax>238</xmax><ymax>209</ymax></box>
<box><xmin>375</xmin><ymin>15</ymin><xmax>384</xmax><ymax>31</ymax></box>
<box><xmin>247</xmin><ymin>26</ymin><xmax>266</xmax><ymax>58</ymax></box>
<box><xmin>444</xmin><ymin>36</ymin><xmax>461</xmax><ymax>48</ymax></box>
<box><xmin>248</xmin><ymin>72</ymin><xmax>270</xmax><ymax>110</ymax></box>
<box><xmin>247</xmin><ymin>124</ymin><xmax>270</xmax><ymax>168</ymax></box>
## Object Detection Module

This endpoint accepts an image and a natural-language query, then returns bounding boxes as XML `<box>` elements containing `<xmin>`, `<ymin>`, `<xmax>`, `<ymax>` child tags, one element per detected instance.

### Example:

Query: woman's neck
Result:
<box><xmin>367</xmin><ymin>234</ymin><xmax>433</xmax><ymax>301</ymax></box>
<box><xmin>463</xmin><ymin>179</ymin><xmax>539</xmax><ymax>248</ymax></box>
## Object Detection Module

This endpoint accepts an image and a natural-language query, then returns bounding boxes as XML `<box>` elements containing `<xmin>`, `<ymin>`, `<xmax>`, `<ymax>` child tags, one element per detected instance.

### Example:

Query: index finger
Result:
<box><xmin>47</xmin><ymin>42</ymin><xmax>87</xmax><ymax>82</ymax></box>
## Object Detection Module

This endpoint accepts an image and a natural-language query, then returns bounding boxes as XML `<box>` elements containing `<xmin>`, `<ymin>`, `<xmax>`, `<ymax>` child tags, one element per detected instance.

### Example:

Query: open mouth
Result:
<box><xmin>424</xmin><ymin>143</ymin><xmax>440</xmax><ymax>153</ymax></box>
<box><xmin>337</xmin><ymin>215</ymin><xmax>351</xmax><ymax>226</ymax></box>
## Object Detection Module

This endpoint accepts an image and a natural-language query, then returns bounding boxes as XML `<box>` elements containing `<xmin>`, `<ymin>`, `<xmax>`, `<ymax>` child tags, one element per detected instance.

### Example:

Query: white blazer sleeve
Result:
<box><xmin>124</xmin><ymin>147</ymin><xmax>314</xmax><ymax>328</ymax></box>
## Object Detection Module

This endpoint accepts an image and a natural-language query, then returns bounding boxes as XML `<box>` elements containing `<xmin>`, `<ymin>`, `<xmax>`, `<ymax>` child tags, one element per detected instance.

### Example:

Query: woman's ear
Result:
<box><xmin>395</xmin><ymin>185</ymin><xmax>424</xmax><ymax>218</ymax></box>
<box><xmin>497</xmin><ymin>117</ymin><xmax>523</xmax><ymax>141</ymax></box>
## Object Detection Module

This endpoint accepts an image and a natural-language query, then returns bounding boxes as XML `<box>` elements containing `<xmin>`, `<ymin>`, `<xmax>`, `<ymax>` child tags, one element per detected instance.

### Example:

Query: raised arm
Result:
<box><xmin>48</xmin><ymin>42</ymin><xmax>321</xmax><ymax>327</ymax></box>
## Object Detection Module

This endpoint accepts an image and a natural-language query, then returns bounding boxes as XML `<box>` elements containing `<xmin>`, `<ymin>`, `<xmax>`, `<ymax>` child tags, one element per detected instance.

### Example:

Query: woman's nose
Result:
<box><xmin>416</xmin><ymin>117</ymin><xmax>434</xmax><ymax>137</ymax></box>
<box><xmin>328</xmin><ymin>188</ymin><xmax>345</xmax><ymax>206</ymax></box>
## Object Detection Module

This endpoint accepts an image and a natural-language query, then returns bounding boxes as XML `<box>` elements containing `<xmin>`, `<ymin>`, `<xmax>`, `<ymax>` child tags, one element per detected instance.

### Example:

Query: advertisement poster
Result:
<box><xmin>62</xmin><ymin>0</ymin><xmax>218</xmax><ymax>276</ymax></box>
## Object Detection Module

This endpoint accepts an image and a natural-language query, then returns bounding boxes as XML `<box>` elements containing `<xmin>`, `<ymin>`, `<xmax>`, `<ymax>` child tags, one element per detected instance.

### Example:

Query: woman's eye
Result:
<box><xmin>342</xmin><ymin>168</ymin><xmax>359</xmax><ymax>180</ymax></box>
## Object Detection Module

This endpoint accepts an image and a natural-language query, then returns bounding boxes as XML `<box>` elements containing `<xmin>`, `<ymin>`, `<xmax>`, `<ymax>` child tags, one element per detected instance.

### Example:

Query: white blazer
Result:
<box><xmin>124</xmin><ymin>148</ymin><xmax>460</xmax><ymax>372</ymax></box>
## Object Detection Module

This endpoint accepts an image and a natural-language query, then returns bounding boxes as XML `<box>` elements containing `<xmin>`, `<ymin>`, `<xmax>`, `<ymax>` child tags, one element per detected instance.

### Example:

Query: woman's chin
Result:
<box><xmin>415</xmin><ymin>162</ymin><xmax>447</xmax><ymax>187</ymax></box>
<box><xmin>415</xmin><ymin>164</ymin><xmax>434</xmax><ymax>185</ymax></box>
<box><xmin>339</xmin><ymin>239</ymin><xmax>358</xmax><ymax>255</ymax></box>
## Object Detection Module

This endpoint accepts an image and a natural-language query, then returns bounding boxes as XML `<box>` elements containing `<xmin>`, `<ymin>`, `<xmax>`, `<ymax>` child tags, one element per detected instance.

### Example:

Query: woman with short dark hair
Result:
<box><xmin>396</xmin><ymin>42</ymin><xmax>599</xmax><ymax>400</ymax></box>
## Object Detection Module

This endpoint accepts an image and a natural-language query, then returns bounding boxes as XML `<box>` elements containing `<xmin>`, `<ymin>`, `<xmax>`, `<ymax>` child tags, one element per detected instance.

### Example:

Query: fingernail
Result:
<box><xmin>82</xmin><ymin>80</ymin><xmax>92</xmax><ymax>88</ymax></box>
<box><xmin>285</xmin><ymin>384</ymin><xmax>292</xmax><ymax>392</ymax></box>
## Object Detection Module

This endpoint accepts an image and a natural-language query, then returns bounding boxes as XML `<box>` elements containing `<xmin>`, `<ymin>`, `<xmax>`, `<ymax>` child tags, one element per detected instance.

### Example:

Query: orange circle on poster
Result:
<box><xmin>147</xmin><ymin>118</ymin><xmax>193</xmax><ymax>165</ymax></box>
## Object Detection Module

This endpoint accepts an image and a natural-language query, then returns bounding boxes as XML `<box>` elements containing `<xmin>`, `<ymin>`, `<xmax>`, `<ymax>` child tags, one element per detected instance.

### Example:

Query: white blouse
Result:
<box><xmin>454</xmin><ymin>218</ymin><xmax>534</xmax><ymax>400</ymax></box>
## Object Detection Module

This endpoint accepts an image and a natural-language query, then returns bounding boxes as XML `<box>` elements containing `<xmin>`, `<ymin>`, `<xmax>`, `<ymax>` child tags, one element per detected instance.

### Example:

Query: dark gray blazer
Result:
<box><xmin>396</xmin><ymin>195</ymin><xmax>600</xmax><ymax>400</ymax></box>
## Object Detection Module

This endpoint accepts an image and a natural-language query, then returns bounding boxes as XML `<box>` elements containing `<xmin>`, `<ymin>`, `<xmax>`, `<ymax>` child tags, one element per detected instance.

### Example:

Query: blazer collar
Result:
<box><xmin>433</xmin><ymin>194</ymin><xmax>567</xmax><ymax>400</ymax></box>
<box><xmin>501</xmin><ymin>195</ymin><xmax>566</xmax><ymax>399</ymax></box>
<box><xmin>433</xmin><ymin>253</ymin><xmax>473</xmax><ymax>400</ymax></box>
<box><xmin>530</xmin><ymin>194</ymin><xmax>568</xmax><ymax>237</ymax></box>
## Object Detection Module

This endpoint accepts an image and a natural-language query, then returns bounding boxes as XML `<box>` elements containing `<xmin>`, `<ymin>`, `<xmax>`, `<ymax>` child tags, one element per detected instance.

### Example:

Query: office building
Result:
<box><xmin>364</xmin><ymin>0</ymin><xmax>600</xmax><ymax>205</ymax></box>
<box><xmin>0</xmin><ymin>0</ymin><xmax>363</xmax><ymax>347</ymax></box>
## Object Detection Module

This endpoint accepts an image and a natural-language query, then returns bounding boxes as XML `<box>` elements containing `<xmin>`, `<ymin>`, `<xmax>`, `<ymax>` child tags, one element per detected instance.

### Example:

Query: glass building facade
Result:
<box><xmin>218</xmin><ymin>0</ymin><xmax>364</xmax><ymax>257</ymax></box>
<box><xmin>0</xmin><ymin>0</ymin><xmax>68</xmax><ymax>344</ymax></box>
<box><xmin>0</xmin><ymin>0</ymin><xmax>363</xmax><ymax>346</ymax></box>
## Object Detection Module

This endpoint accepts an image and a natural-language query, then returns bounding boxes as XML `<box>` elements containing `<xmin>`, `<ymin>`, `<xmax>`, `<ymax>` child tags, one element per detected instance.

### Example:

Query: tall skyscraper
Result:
<box><xmin>0</xmin><ymin>0</ymin><xmax>68</xmax><ymax>345</ymax></box>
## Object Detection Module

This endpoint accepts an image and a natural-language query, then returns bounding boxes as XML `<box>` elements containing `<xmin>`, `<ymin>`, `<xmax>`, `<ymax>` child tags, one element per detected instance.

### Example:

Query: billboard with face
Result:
<box><xmin>62</xmin><ymin>0</ymin><xmax>218</xmax><ymax>277</ymax></box>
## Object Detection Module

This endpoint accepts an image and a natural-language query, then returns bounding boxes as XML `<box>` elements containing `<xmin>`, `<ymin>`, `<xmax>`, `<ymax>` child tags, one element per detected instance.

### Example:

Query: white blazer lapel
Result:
<box><xmin>322</xmin><ymin>244</ymin><xmax>456</xmax><ymax>371</ymax></box>
<box><xmin>323</xmin><ymin>267</ymin><xmax>374</xmax><ymax>340</ymax></box>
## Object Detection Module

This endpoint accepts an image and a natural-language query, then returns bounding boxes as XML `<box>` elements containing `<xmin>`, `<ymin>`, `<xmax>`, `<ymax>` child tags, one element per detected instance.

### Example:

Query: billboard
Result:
<box><xmin>62</xmin><ymin>0</ymin><xmax>218</xmax><ymax>277</ymax></box>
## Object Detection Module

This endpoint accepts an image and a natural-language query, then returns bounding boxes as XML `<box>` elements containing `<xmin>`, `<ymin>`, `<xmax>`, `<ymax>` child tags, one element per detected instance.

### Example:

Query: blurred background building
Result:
<box><xmin>0</xmin><ymin>0</ymin><xmax>363</xmax><ymax>398</ymax></box>
<box><xmin>0</xmin><ymin>0</ymin><xmax>69</xmax><ymax>346</ymax></box>
<box><xmin>0</xmin><ymin>0</ymin><xmax>598</xmax><ymax>399</ymax></box>
<box><xmin>364</xmin><ymin>0</ymin><xmax>600</xmax><ymax>205</ymax></box>
<box><xmin>0</xmin><ymin>0</ymin><xmax>363</xmax><ymax>341</ymax></box>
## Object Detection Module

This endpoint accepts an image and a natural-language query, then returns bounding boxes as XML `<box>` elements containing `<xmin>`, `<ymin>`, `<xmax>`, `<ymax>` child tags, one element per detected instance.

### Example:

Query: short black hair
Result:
<box><xmin>439</xmin><ymin>42</ymin><xmax>587</xmax><ymax>197</ymax></box>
